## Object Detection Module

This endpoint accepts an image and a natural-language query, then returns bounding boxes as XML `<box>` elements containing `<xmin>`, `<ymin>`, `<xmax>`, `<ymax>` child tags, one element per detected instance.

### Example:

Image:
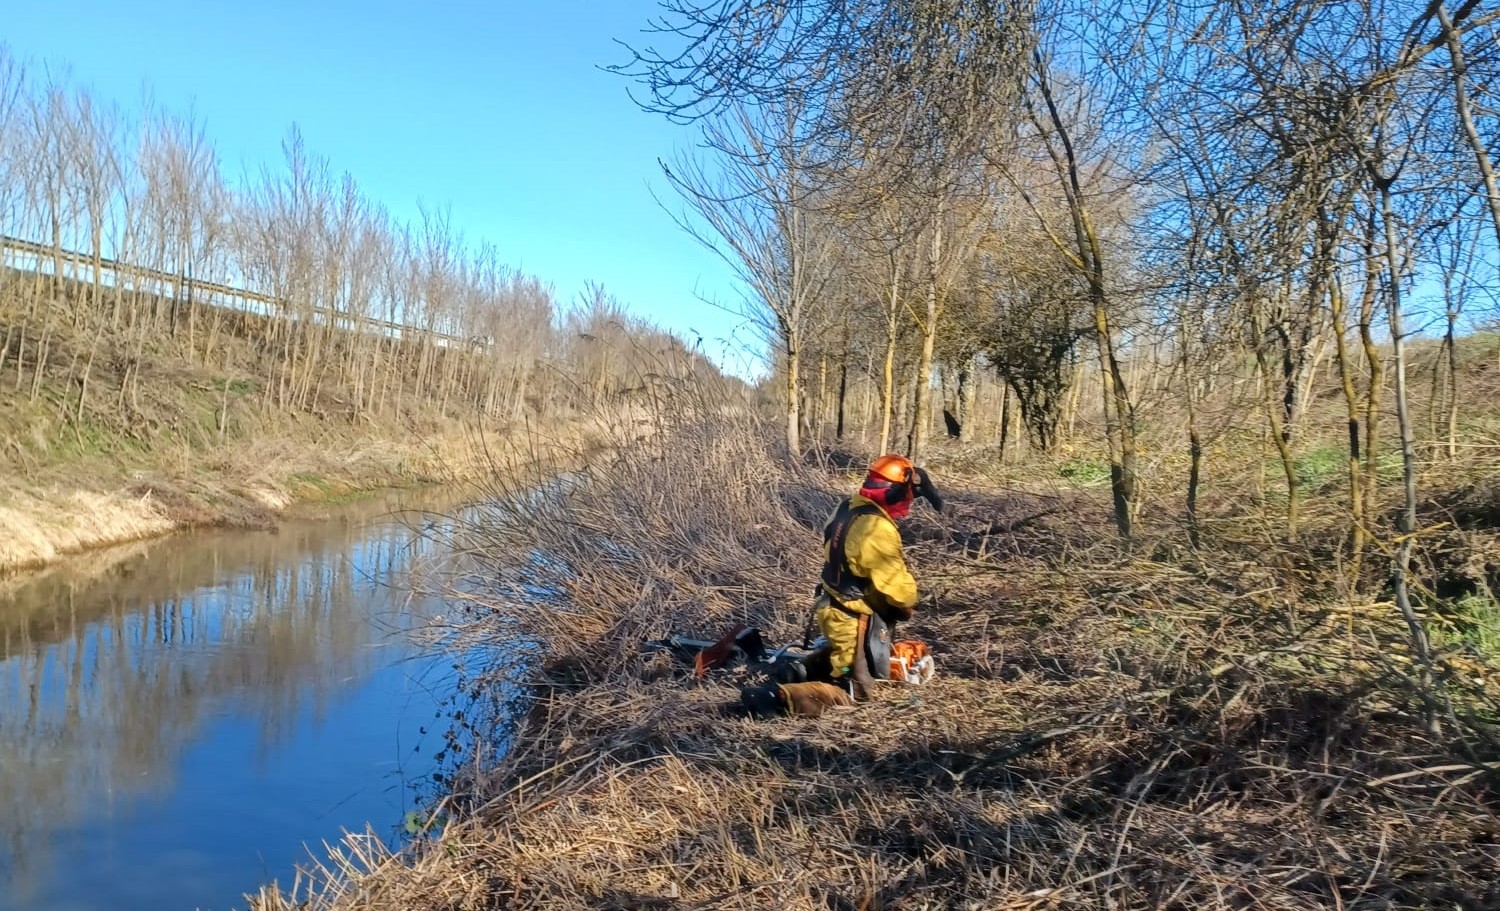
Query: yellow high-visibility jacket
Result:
<box><xmin>820</xmin><ymin>494</ymin><xmax>919</xmax><ymax>622</ymax></box>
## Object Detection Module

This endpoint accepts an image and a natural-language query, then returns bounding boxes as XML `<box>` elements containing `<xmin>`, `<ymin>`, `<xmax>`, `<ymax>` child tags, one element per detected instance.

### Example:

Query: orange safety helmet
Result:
<box><xmin>867</xmin><ymin>454</ymin><xmax>916</xmax><ymax>487</ymax></box>
<box><xmin>864</xmin><ymin>454</ymin><xmax>944</xmax><ymax>513</ymax></box>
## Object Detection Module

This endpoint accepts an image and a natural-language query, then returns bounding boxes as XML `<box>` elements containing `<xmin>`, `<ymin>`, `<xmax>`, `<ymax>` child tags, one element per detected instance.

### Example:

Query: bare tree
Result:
<box><xmin>969</xmin><ymin>216</ymin><xmax>1092</xmax><ymax>454</ymax></box>
<box><xmin>1439</xmin><ymin>1</ymin><xmax>1500</xmax><ymax>252</ymax></box>
<box><xmin>663</xmin><ymin>101</ymin><xmax>836</xmax><ymax>455</ymax></box>
<box><xmin>623</xmin><ymin>0</ymin><xmax>1035</xmax><ymax>458</ymax></box>
<box><xmin>1000</xmin><ymin>51</ymin><xmax>1142</xmax><ymax>539</ymax></box>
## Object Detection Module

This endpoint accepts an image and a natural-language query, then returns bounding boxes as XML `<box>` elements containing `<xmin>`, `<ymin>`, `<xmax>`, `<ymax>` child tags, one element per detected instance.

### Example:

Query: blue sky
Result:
<box><xmin>1</xmin><ymin>0</ymin><xmax>760</xmax><ymax>374</ymax></box>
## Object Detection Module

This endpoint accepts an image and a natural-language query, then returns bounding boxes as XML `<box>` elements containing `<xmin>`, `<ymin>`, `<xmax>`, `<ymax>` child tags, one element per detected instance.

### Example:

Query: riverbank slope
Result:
<box><xmin>248</xmin><ymin>406</ymin><xmax>1500</xmax><ymax>911</ymax></box>
<box><xmin>0</xmin><ymin>414</ymin><xmax>491</xmax><ymax>574</ymax></box>
<box><xmin>0</xmin><ymin>279</ymin><xmax>626</xmax><ymax>575</ymax></box>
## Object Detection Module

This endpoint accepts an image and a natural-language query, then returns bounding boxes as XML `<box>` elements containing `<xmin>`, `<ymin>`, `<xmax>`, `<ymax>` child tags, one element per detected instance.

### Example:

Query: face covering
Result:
<box><xmin>860</xmin><ymin>481</ymin><xmax>913</xmax><ymax>519</ymax></box>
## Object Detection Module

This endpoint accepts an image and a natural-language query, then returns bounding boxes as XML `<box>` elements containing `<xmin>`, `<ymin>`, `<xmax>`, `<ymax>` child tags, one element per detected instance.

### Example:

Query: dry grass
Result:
<box><xmin>244</xmin><ymin>391</ymin><xmax>1500</xmax><ymax>911</ymax></box>
<box><xmin>0</xmin><ymin>271</ymin><xmax>646</xmax><ymax>574</ymax></box>
<box><xmin>0</xmin><ymin>403</ymin><xmax>630</xmax><ymax>575</ymax></box>
<box><xmin>0</xmin><ymin>487</ymin><xmax>176</xmax><ymax>571</ymax></box>
<box><xmin>0</xmin><ymin>429</ymin><xmax>422</xmax><ymax>575</ymax></box>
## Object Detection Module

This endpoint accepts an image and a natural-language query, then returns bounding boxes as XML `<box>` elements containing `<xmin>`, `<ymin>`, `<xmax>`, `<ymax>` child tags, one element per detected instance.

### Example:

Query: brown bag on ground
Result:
<box><xmin>739</xmin><ymin>681</ymin><xmax>854</xmax><ymax>718</ymax></box>
<box><xmin>779</xmin><ymin>681</ymin><xmax>854</xmax><ymax>717</ymax></box>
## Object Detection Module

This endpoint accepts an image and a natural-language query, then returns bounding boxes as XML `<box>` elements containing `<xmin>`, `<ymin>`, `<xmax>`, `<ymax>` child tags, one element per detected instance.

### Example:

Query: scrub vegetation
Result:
<box><xmin>248</xmin><ymin>372</ymin><xmax>1500</xmax><ymax>910</ymax></box>
<box><xmin>249</xmin><ymin>0</ymin><xmax>1500</xmax><ymax>907</ymax></box>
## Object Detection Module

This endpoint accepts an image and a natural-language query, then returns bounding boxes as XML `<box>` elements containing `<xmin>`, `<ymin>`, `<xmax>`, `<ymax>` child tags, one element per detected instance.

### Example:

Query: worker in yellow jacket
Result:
<box><xmin>815</xmin><ymin>453</ymin><xmax>942</xmax><ymax>699</ymax></box>
<box><xmin>740</xmin><ymin>454</ymin><xmax>942</xmax><ymax>718</ymax></box>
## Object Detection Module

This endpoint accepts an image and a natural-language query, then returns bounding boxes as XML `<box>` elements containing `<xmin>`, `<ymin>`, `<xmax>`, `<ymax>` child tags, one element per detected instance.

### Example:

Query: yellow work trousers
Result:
<box><xmin>817</xmin><ymin>603</ymin><xmax>865</xmax><ymax>677</ymax></box>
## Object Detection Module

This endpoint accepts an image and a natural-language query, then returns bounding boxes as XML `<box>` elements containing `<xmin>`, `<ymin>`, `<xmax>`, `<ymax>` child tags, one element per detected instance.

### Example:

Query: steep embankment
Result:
<box><xmin>0</xmin><ymin>409</ymin><xmax>486</xmax><ymax>574</ymax></box>
<box><xmin>0</xmin><ymin>276</ymin><xmax>597</xmax><ymax>575</ymax></box>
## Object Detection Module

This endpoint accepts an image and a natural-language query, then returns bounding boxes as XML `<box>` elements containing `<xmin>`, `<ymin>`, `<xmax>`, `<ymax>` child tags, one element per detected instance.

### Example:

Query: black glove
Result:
<box><xmin>868</xmin><ymin>590</ymin><xmax>915</xmax><ymax>623</ymax></box>
<box><xmin>914</xmin><ymin>466</ymin><xmax>944</xmax><ymax>512</ymax></box>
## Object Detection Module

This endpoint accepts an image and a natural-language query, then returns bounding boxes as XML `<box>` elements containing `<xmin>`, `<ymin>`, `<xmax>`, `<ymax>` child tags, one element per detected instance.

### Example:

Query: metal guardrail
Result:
<box><xmin>0</xmin><ymin>233</ymin><xmax>471</xmax><ymax>347</ymax></box>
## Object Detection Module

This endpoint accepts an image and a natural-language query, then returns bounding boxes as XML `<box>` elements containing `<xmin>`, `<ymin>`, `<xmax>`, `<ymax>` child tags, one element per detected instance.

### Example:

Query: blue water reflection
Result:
<box><xmin>0</xmin><ymin>492</ymin><xmax>480</xmax><ymax>911</ymax></box>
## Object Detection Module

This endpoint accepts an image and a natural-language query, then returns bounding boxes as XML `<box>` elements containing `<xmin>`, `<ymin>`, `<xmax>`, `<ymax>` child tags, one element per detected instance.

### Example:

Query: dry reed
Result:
<box><xmin>248</xmin><ymin>391</ymin><xmax>1500</xmax><ymax>911</ymax></box>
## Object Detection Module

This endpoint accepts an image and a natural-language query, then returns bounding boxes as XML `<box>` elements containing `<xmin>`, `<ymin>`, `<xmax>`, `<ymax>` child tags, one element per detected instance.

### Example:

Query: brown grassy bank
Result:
<box><xmin>0</xmin><ymin>422</ymin><xmax>464</xmax><ymax>575</ymax></box>
<box><xmin>0</xmin><ymin>318</ymin><xmax>538</xmax><ymax>574</ymax></box>
<box><xmin>0</xmin><ymin>409</ymin><xmax>639</xmax><ymax>576</ymax></box>
<box><xmin>243</xmin><ymin>401</ymin><xmax>1500</xmax><ymax>911</ymax></box>
<box><xmin>0</xmin><ymin>266</ymin><xmax>671</xmax><ymax>575</ymax></box>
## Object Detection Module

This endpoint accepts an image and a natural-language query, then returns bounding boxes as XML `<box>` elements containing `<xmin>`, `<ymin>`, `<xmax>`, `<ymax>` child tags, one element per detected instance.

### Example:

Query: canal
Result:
<box><xmin>0</xmin><ymin>490</ymin><xmax>480</xmax><ymax>911</ymax></box>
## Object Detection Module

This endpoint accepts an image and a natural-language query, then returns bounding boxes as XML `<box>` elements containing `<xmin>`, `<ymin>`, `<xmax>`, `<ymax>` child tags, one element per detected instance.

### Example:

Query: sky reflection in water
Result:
<box><xmin>0</xmin><ymin>493</ymin><xmax>475</xmax><ymax>911</ymax></box>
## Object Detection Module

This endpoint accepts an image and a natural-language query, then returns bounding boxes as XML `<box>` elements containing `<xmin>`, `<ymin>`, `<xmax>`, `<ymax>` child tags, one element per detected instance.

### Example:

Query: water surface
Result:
<box><xmin>0</xmin><ymin>491</ymin><xmax>470</xmax><ymax>911</ymax></box>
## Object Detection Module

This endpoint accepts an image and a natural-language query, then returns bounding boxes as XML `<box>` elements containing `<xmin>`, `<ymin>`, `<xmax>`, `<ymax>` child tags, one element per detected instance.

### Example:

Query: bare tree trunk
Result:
<box><xmin>1095</xmin><ymin>304</ymin><xmax>1136</xmax><ymax>541</ymax></box>
<box><xmin>74</xmin><ymin>316</ymin><xmax>108</xmax><ymax>434</ymax></box>
<box><xmin>1061</xmin><ymin>360</ymin><xmax>1085</xmax><ymax>444</ymax></box>
<box><xmin>512</xmin><ymin>366</ymin><xmax>532</xmax><ymax>422</ymax></box>
<box><xmin>1378</xmin><ymin>175</ymin><xmax>1438</xmax><ymax>735</ymax></box>
<box><xmin>998</xmin><ymin>378</ymin><xmax>1011</xmax><ymax>465</ymax></box>
<box><xmin>0</xmin><ymin>324</ymin><xmax>13</xmax><ymax>385</ymax></box>
<box><xmin>785</xmin><ymin>331</ymin><xmax>802</xmax><ymax>455</ymax></box>
<box><xmin>956</xmin><ymin>361</ymin><xmax>971</xmax><ymax>442</ymax></box>
<box><xmin>1357</xmin><ymin>234</ymin><xmax>1385</xmax><ymax>535</ymax></box>
<box><xmin>29</xmin><ymin>315</ymin><xmax>51</xmax><ymax>404</ymax></box>
<box><xmin>816</xmin><ymin>351</ymin><xmax>828</xmax><ymax>444</ymax></box>
<box><xmin>835</xmin><ymin>347</ymin><xmax>848</xmax><ymax>440</ymax></box>
<box><xmin>894</xmin><ymin>353</ymin><xmax>915</xmax><ymax>454</ymax></box>
<box><xmin>861</xmin><ymin>350</ymin><xmax>875</xmax><ymax>447</ymax></box>
<box><xmin>971</xmin><ymin>367</ymin><xmax>984</xmax><ymax>443</ymax></box>
<box><xmin>1031</xmin><ymin>54</ymin><xmax>1137</xmax><ymax>540</ymax></box>
<box><xmin>12</xmin><ymin>327</ymin><xmax>23</xmax><ymax>393</ymax></box>
<box><xmin>910</xmin><ymin>216</ymin><xmax>942</xmax><ymax>463</ymax></box>
<box><xmin>878</xmin><ymin>255</ymin><xmax>901</xmax><ymax>455</ymax></box>
<box><xmin>1253</xmin><ymin>332</ymin><xmax>1301</xmax><ymax>543</ymax></box>
<box><xmin>1330</xmin><ymin>273</ymin><xmax>1370</xmax><ymax>579</ymax></box>
<box><xmin>1446</xmin><ymin>311</ymin><xmax>1459</xmax><ymax>457</ymax></box>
